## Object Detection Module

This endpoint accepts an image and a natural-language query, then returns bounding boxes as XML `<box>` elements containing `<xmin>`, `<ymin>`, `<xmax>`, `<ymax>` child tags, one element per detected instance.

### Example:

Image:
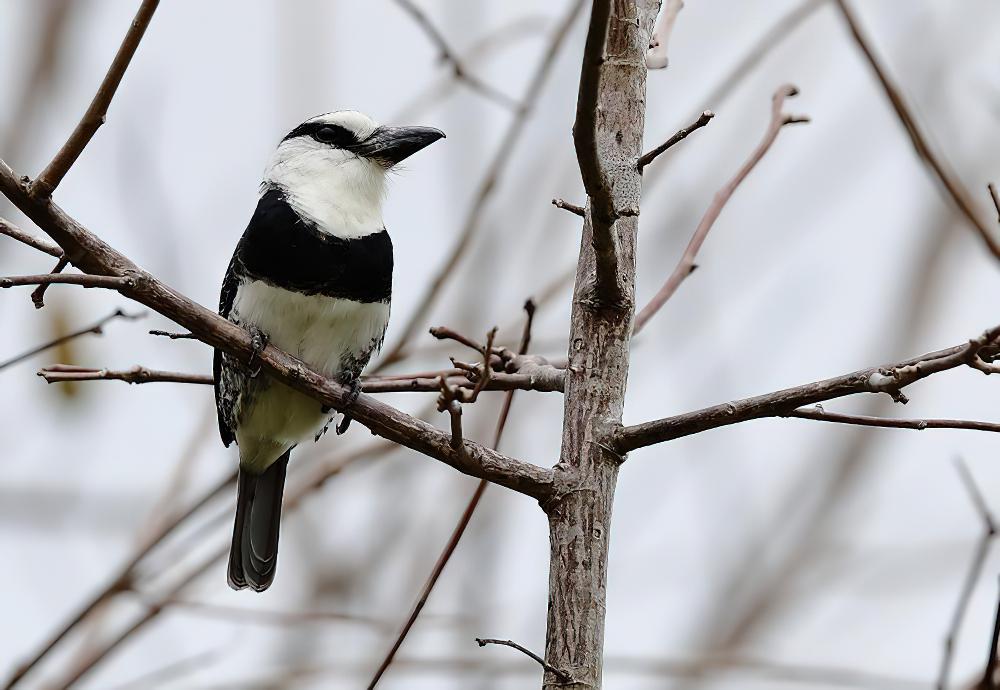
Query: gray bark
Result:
<box><xmin>542</xmin><ymin>2</ymin><xmax>658</xmax><ymax>688</ymax></box>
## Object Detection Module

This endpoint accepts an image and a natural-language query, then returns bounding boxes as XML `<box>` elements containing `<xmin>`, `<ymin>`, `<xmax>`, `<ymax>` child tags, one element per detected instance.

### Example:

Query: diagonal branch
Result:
<box><xmin>832</xmin><ymin>0</ymin><xmax>1000</xmax><ymax>260</ymax></box>
<box><xmin>614</xmin><ymin>323</ymin><xmax>1000</xmax><ymax>452</ymax></box>
<box><xmin>0</xmin><ymin>218</ymin><xmax>63</xmax><ymax>257</ymax></box>
<box><xmin>390</xmin><ymin>0</ymin><xmax>520</xmax><ymax>112</ymax></box>
<box><xmin>30</xmin><ymin>0</ymin><xmax>160</xmax><ymax>198</ymax></box>
<box><xmin>367</xmin><ymin>301</ymin><xmax>535</xmax><ymax>689</ymax></box>
<box><xmin>377</xmin><ymin>0</ymin><xmax>585</xmax><ymax>366</ymax></box>
<box><xmin>0</xmin><ymin>308</ymin><xmax>142</xmax><ymax>372</ymax></box>
<box><xmin>0</xmin><ymin>160</ymin><xmax>554</xmax><ymax>501</ymax></box>
<box><xmin>637</xmin><ymin>109</ymin><xmax>714</xmax><ymax>171</ymax></box>
<box><xmin>476</xmin><ymin>637</ymin><xmax>572</xmax><ymax>684</ymax></box>
<box><xmin>990</xmin><ymin>183</ymin><xmax>1000</xmax><ymax>224</ymax></box>
<box><xmin>29</xmin><ymin>256</ymin><xmax>69</xmax><ymax>309</ymax></box>
<box><xmin>633</xmin><ymin>84</ymin><xmax>807</xmax><ymax>335</ymax></box>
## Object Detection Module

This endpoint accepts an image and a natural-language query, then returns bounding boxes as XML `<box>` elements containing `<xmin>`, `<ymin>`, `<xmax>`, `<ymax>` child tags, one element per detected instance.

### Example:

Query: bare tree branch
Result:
<box><xmin>0</xmin><ymin>308</ymin><xmax>142</xmax><ymax>372</ymax></box>
<box><xmin>990</xmin><ymin>182</ymin><xmax>1000</xmax><ymax>224</ymax></box>
<box><xmin>378</xmin><ymin>0</ymin><xmax>586</xmax><ymax>366</ymax></box>
<box><xmin>637</xmin><ymin>109</ymin><xmax>714</xmax><ymax>171</ymax></box>
<box><xmin>476</xmin><ymin>637</ymin><xmax>572</xmax><ymax>684</ymax></box>
<box><xmin>390</xmin><ymin>0</ymin><xmax>520</xmax><ymax>112</ymax></box>
<box><xmin>2</xmin><ymin>471</ymin><xmax>234</xmax><ymax>690</ymax></box>
<box><xmin>30</xmin><ymin>0</ymin><xmax>160</xmax><ymax>198</ymax></box>
<box><xmin>36</xmin><ymin>364</ymin><xmax>565</xmax><ymax>394</ymax></box>
<box><xmin>37</xmin><ymin>364</ymin><xmax>211</xmax><ymax>385</ymax></box>
<box><xmin>633</xmin><ymin>85</ymin><xmax>807</xmax><ymax>335</ymax></box>
<box><xmin>615</xmin><ymin>323</ymin><xmax>1000</xmax><ymax>453</ymax></box>
<box><xmin>368</xmin><ymin>302</ymin><xmax>536</xmax><ymax>689</ymax></box>
<box><xmin>0</xmin><ymin>272</ymin><xmax>135</xmax><ymax>290</ymax></box>
<box><xmin>0</xmin><ymin>217</ymin><xmax>63</xmax><ymax>256</ymax></box>
<box><xmin>0</xmin><ymin>160</ymin><xmax>554</xmax><ymax>501</ymax></box>
<box><xmin>644</xmin><ymin>0</ymin><xmax>684</xmax><ymax>69</ymax></box>
<box><xmin>937</xmin><ymin>460</ymin><xmax>996</xmax><ymax>690</ymax></box>
<box><xmin>552</xmin><ymin>198</ymin><xmax>585</xmax><ymax>217</ymax></box>
<box><xmin>978</xmin><ymin>579</ymin><xmax>1000</xmax><ymax>690</ymax></box>
<box><xmin>832</xmin><ymin>0</ymin><xmax>1000</xmax><ymax>260</ymax></box>
<box><xmin>29</xmin><ymin>256</ymin><xmax>69</xmax><ymax>308</ymax></box>
<box><xmin>788</xmin><ymin>405</ymin><xmax>1000</xmax><ymax>435</ymax></box>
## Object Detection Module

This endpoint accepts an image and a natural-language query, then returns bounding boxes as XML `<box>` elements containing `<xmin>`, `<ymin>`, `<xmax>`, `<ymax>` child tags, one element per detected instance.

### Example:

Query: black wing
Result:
<box><xmin>214</xmin><ymin>249</ymin><xmax>243</xmax><ymax>447</ymax></box>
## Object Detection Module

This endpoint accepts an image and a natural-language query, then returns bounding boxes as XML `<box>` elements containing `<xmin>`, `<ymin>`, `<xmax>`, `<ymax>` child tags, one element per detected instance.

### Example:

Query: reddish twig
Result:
<box><xmin>645</xmin><ymin>0</ymin><xmax>684</xmax><ymax>69</ymax></box>
<box><xmin>0</xmin><ymin>308</ymin><xmax>142</xmax><ymax>372</ymax></box>
<box><xmin>788</xmin><ymin>406</ymin><xmax>1000</xmax><ymax>435</ymax></box>
<box><xmin>29</xmin><ymin>0</ymin><xmax>161</xmax><ymax>198</ymax></box>
<box><xmin>475</xmin><ymin>637</ymin><xmax>572</xmax><ymax>684</ymax></box>
<box><xmin>367</xmin><ymin>301</ymin><xmax>535</xmax><ymax>689</ymax></box>
<box><xmin>638</xmin><ymin>110</ymin><xmax>714</xmax><ymax>171</ymax></box>
<box><xmin>633</xmin><ymin>85</ymin><xmax>807</xmax><ymax>335</ymax></box>
<box><xmin>832</xmin><ymin>0</ymin><xmax>1000</xmax><ymax>260</ymax></box>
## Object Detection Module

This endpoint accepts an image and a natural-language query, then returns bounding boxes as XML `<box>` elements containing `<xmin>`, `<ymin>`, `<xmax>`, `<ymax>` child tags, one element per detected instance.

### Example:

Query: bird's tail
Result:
<box><xmin>228</xmin><ymin>449</ymin><xmax>290</xmax><ymax>592</ymax></box>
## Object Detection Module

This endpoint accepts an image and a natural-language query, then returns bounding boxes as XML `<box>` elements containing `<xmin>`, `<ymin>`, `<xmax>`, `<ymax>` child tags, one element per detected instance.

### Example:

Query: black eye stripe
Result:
<box><xmin>281</xmin><ymin>122</ymin><xmax>361</xmax><ymax>147</ymax></box>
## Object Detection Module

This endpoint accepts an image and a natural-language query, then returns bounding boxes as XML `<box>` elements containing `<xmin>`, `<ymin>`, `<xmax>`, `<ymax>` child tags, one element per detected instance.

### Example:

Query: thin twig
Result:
<box><xmin>989</xmin><ymin>183</ymin><xmax>1000</xmax><ymax>224</ymax></box>
<box><xmin>390</xmin><ymin>0</ymin><xmax>520</xmax><ymax>112</ymax></box>
<box><xmin>37</xmin><ymin>444</ymin><xmax>381</xmax><ymax>690</ymax></box>
<box><xmin>615</xmin><ymin>322</ymin><xmax>1000</xmax><ymax>452</ymax></box>
<box><xmin>30</xmin><ymin>0</ymin><xmax>161</xmax><ymax>198</ymax></box>
<box><xmin>377</xmin><ymin>0</ymin><xmax>585</xmax><ymax>367</ymax></box>
<box><xmin>37</xmin><ymin>364</ymin><xmax>211</xmax><ymax>385</ymax></box>
<box><xmin>0</xmin><ymin>308</ymin><xmax>142</xmax><ymax>372</ymax></box>
<box><xmin>645</xmin><ymin>0</ymin><xmax>684</xmax><ymax>69</ymax></box>
<box><xmin>2</xmin><ymin>471</ymin><xmax>235</xmax><ymax>690</ymax></box>
<box><xmin>367</xmin><ymin>301</ymin><xmax>535</xmax><ymax>689</ymax></box>
<box><xmin>551</xmin><ymin>198</ymin><xmax>585</xmax><ymax>217</ymax></box>
<box><xmin>0</xmin><ymin>273</ymin><xmax>135</xmax><ymax>290</ymax></box>
<box><xmin>633</xmin><ymin>85</ymin><xmax>807</xmax><ymax>335</ymax></box>
<box><xmin>788</xmin><ymin>406</ymin><xmax>1000</xmax><ymax>435</ymax></box>
<box><xmin>979</xmin><ymin>579</ymin><xmax>1000</xmax><ymax>690</ymax></box>
<box><xmin>0</xmin><ymin>218</ymin><xmax>63</xmax><ymax>257</ymax></box>
<box><xmin>637</xmin><ymin>110</ymin><xmax>714</xmax><ymax>171</ymax></box>
<box><xmin>29</xmin><ymin>256</ymin><xmax>69</xmax><ymax>308</ymax></box>
<box><xmin>937</xmin><ymin>459</ymin><xmax>996</xmax><ymax>690</ymax></box>
<box><xmin>475</xmin><ymin>637</ymin><xmax>572</xmax><ymax>684</ymax></box>
<box><xmin>832</xmin><ymin>0</ymin><xmax>1000</xmax><ymax>260</ymax></box>
<box><xmin>35</xmin><ymin>365</ymin><xmax>565</xmax><ymax>393</ymax></box>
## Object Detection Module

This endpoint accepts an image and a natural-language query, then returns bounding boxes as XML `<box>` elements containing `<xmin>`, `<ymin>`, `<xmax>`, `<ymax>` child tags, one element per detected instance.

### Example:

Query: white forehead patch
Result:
<box><xmin>305</xmin><ymin>111</ymin><xmax>379</xmax><ymax>140</ymax></box>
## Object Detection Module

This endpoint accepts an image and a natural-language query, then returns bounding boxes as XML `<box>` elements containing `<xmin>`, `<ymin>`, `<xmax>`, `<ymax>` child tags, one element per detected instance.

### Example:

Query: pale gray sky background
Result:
<box><xmin>2</xmin><ymin>1</ymin><xmax>1000</xmax><ymax>688</ymax></box>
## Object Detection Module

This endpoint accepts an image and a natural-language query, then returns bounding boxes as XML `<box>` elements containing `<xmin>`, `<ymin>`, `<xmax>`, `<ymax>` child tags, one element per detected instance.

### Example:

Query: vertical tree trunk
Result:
<box><xmin>542</xmin><ymin>2</ymin><xmax>658</xmax><ymax>688</ymax></box>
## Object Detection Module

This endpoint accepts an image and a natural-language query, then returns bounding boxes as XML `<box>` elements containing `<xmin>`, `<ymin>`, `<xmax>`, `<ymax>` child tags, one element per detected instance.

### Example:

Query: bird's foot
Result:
<box><xmin>246</xmin><ymin>324</ymin><xmax>269</xmax><ymax>378</ymax></box>
<box><xmin>336</xmin><ymin>380</ymin><xmax>362</xmax><ymax>435</ymax></box>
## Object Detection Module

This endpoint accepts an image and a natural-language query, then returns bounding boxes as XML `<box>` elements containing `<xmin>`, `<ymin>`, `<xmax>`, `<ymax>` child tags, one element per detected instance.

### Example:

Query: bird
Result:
<box><xmin>214</xmin><ymin>111</ymin><xmax>444</xmax><ymax>592</ymax></box>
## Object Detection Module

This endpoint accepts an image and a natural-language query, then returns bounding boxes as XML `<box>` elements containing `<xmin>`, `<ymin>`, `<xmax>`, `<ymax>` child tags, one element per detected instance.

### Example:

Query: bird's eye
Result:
<box><xmin>314</xmin><ymin>126</ymin><xmax>339</xmax><ymax>144</ymax></box>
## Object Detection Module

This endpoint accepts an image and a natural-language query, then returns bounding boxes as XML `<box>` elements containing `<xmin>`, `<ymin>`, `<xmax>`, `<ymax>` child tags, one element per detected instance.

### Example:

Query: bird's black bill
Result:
<box><xmin>350</xmin><ymin>126</ymin><xmax>445</xmax><ymax>167</ymax></box>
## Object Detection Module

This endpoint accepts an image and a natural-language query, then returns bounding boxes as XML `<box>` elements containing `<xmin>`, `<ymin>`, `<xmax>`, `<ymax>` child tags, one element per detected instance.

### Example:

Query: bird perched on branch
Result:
<box><xmin>215</xmin><ymin>111</ymin><xmax>444</xmax><ymax>592</ymax></box>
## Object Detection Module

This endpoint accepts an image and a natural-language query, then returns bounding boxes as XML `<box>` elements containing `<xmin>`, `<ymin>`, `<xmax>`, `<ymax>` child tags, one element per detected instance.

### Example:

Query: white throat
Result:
<box><xmin>263</xmin><ymin>141</ymin><xmax>386</xmax><ymax>240</ymax></box>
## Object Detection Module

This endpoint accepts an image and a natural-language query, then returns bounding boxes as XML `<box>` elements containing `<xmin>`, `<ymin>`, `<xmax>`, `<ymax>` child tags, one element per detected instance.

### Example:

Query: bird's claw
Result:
<box><xmin>336</xmin><ymin>380</ymin><xmax>362</xmax><ymax>435</ymax></box>
<box><xmin>246</xmin><ymin>325</ymin><xmax>269</xmax><ymax>378</ymax></box>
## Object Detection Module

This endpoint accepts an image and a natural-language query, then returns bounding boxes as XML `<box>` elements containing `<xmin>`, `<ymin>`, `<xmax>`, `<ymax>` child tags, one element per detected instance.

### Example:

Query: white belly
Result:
<box><xmin>231</xmin><ymin>279</ymin><xmax>389</xmax><ymax>466</ymax></box>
